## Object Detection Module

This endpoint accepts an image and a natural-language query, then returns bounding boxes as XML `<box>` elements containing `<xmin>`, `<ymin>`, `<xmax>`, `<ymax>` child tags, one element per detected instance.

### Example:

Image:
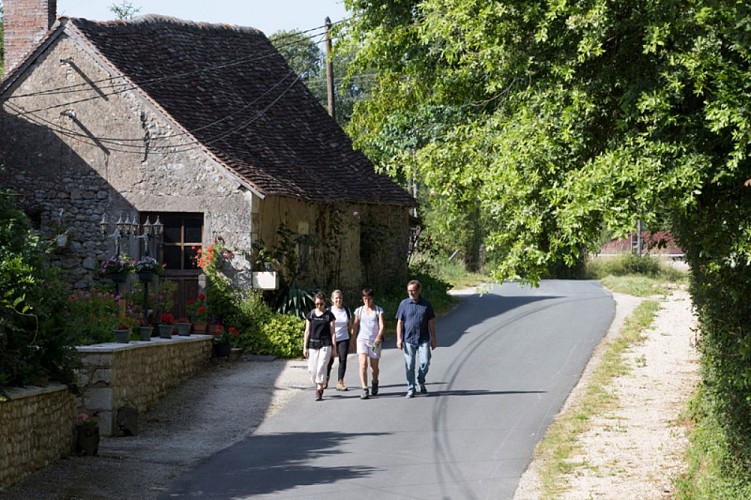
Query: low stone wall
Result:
<box><xmin>77</xmin><ymin>335</ymin><xmax>213</xmax><ymax>436</ymax></box>
<box><xmin>0</xmin><ymin>384</ymin><xmax>76</xmax><ymax>490</ymax></box>
<box><xmin>0</xmin><ymin>334</ymin><xmax>213</xmax><ymax>489</ymax></box>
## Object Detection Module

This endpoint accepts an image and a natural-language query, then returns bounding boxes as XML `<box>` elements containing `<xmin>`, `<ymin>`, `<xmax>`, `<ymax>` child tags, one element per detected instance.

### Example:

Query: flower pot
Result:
<box><xmin>139</xmin><ymin>326</ymin><xmax>153</xmax><ymax>341</ymax></box>
<box><xmin>230</xmin><ymin>347</ymin><xmax>242</xmax><ymax>361</ymax></box>
<box><xmin>138</xmin><ymin>271</ymin><xmax>155</xmax><ymax>282</ymax></box>
<box><xmin>113</xmin><ymin>329</ymin><xmax>130</xmax><ymax>343</ymax></box>
<box><xmin>75</xmin><ymin>425</ymin><xmax>100</xmax><ymax>456</ymax></box>
<box><xmin>56</xmin><ymin>233</ymin><xmax>68</xmax><ymax>248</ymax></box>
<box><xmin>214</xmin><ymin>342</ymin><xmax>231</xmax><ymax>358</ymax></box>
<box><xmin>110</xmin><ymin>271</ymin><xmax>128</xmax><ymax>283</ymax></box>
<box><xmin>158</xmin><ymin>324</ymin><xmax>174</xmax><ymax>339</ymax></box>
<box><xmin>176</xmin><ymin>322</ymin><xmax>192</xmax><ymax>336</ymax></box>
<box><xmin>193</xmin><ymin>321</ymin><xmax>207</xmax><ymax>334</ymax></box>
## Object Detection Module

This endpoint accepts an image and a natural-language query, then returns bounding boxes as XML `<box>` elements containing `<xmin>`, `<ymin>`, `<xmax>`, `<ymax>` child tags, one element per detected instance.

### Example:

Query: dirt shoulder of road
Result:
<box><xmin>515</xmin><ymin>287</ymin><xmax>700</xmax><ymax>499</ymax></box>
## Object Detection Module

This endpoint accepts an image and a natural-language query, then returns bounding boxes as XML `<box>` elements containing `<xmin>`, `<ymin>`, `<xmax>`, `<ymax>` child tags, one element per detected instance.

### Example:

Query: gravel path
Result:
<box><xmin>515</xmin><ymin>288</ymin><xmax>700</xmax><ymax>499</ymax></box>
<box><xmin>4</xmin><ymin>288</ymin><xmax>699</xmax><ymax>499</ymax></box>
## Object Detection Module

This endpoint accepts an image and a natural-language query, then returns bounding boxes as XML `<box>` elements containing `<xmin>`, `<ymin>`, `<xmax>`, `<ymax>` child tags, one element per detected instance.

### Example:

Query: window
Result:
<box><xmin>141</xmin><ymin>212</ymin><xmax>203</xmax><ymax>273</ymax></box>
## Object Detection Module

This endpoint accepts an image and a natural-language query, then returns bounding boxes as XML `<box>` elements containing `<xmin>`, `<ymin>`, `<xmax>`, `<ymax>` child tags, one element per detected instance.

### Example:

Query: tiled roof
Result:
<box><xmin>67</xmin><ymin>15</ymin><xmax>414</xmax><ymax>206</ymax></box>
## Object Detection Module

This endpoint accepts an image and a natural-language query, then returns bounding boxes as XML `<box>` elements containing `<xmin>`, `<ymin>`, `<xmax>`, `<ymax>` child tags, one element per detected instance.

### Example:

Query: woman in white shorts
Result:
<box><xmin>352</xmin><ymin>288</ymin><xmax>384</xmax><ymax>400</ymax></box>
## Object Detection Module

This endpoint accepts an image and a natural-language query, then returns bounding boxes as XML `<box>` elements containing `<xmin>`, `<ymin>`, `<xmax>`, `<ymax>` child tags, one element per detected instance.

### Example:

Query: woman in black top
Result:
<box><xmin>304</xmin><ymin>292</ymin><xmax>336</xmax><ymax>401</ymax></box>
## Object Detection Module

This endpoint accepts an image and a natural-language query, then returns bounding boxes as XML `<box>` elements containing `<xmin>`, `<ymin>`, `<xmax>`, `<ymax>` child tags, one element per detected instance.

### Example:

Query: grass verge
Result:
<box><xmin>675</xmin><ymin>388</ymin><xmax>751</xmax><ymax>499</ymax></box>
<box><xmin>534</xmin><ymin>298</ymin><xmax>660</xmax><ymax>497</ymax></box>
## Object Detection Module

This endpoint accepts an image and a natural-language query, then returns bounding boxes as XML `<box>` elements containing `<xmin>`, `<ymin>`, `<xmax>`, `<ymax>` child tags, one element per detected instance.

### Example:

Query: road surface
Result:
<box><xmin>162</xmin><ymin>280</ymin><xmax>614</xmax><ymax>499</ymax></box>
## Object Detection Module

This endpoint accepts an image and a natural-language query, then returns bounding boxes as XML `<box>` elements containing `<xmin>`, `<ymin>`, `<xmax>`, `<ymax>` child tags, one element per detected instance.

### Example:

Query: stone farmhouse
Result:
<box><xmin>0</xmin><ymin>0</ymin><xmax>415</xmax><ymax>313</ymax></box>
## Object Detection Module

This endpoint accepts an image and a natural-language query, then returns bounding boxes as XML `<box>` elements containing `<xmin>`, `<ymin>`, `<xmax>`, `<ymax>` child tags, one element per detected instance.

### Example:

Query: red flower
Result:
<box><xmin>160</xmin><ymin>313</ymin><xmax>175</xmax><ymax>325</ymax></box>
<box><xmin>229</xmin><ymin>326</ymin><xmax>239</xmax><ymax>337</ymax></box>
<box><xmin>198</xmin><ymin>293</ymin><xmax>206</xmax><ymax>300</ymax></box>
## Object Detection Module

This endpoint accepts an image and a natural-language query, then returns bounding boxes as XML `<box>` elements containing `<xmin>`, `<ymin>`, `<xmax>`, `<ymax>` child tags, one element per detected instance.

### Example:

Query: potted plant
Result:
<box><xmin>186</xmin><ymin>292</ymin><xmax>208</xmax><ymax>333</ymax></box>
<box><xmin>74</xmin><ymin>413</ymin><xmax>99</xmax><ymax>456</ymax></box>
<box><xmin>138</xmin><ymin>320</ymin><xmax>153</xmax><ymax>341</ymax></box>
<box><xmin>134</xmin><ymin>256</ymin><xmax>165</xmax><ymax>282</ymax></box>
<box><xmin>212</xmin><ymin>324</ymin><xmax>240</xmax><ymax>358</ymax></box>
<box><xmin>176</xmin><ymin>317</ymin><xmax>192</xmax><ymax>336</ymax></box>
<box><xmin>158</xmin><ymin>313</ymin><xmax>175</xmax><ymax>339</ymax></box>
<box><xmin>53</xmin><ymin>217</ymin><xmax>69</xmax><ymax>248</ymax></box>
<box><xmin>113</xmin><ymin>320</ymin><xmax>133</xmax><ymax>344</ymax></box>
<box><xmin>100</xmin><ymin>255</ymin><xmax>134</xmax><ymax>283</ymax></box>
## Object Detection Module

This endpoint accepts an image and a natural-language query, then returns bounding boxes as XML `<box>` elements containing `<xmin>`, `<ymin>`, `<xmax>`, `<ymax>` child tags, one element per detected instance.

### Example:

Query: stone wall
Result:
<box><xmin>0</xmin><ymin>384</ymin><xmax>76</xmax><ymax>490</ymax></box>
<box><xmin>0</xmin><ymin>334</ymin><xmax>214</xmax><ymax>490</ymax></box>
<box><xmin>77</xmin><ymin>335</ymin><xmax>213</xmax><ymax>436</ymax></box>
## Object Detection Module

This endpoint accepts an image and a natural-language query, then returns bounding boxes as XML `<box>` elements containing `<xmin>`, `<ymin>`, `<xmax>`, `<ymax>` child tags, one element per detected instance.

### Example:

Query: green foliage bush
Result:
<box><xmin>61</xmin><ymin>287</ymin><xmax>120</xmax><ymax>345</ymax></box>
<box><xmin>239</xmin><ymin>312</ymin><xmax>304</xmax><ymax>358</ymax></box>
<box><xmin>0</xmin><ymin>185</ymin><xmax>78</xmax><ymax>390</ymax></box>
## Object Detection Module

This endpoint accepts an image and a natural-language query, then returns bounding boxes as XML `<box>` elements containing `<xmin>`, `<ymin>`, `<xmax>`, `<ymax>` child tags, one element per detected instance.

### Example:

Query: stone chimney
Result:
<box><xmin>4</xmin><ymin>0</ymin><xmax>58</xmax><ymax>76</ymax></box>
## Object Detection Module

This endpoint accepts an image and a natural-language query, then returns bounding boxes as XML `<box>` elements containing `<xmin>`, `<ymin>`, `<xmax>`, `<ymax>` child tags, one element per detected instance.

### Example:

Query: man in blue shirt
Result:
<box><xmin>396</xmin><ymin>279</ymin><xmax>437</xmax><ymax>398</ymax></box>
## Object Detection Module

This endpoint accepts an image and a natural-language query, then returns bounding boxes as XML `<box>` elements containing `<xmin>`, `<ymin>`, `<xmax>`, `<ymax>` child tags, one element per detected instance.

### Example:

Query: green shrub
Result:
<box><xmin>240</xmin><ymin>313</ymin><xmax>304</xmax><ymax>358</ymax></box>
<box><xmin>61</xmin><ymin>287</ymin><xmax>120</xmax><ymax>345</ymax></box>
<box><xmin>0</xmin><ymin>185</ymin><xmax>78</xmax><ymax>390</ymax></box>
<box><xmin>587</xmin><ymin>253</ymin><xmax>661</xmax><ymax>277</ymax></box>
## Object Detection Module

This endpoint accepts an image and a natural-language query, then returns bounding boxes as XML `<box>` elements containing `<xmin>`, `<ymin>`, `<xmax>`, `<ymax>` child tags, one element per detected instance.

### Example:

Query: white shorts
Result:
<box><xmin>357</xmin><ymin>339</ymin><xmax>381</xmax><ymax>359</ymax></box>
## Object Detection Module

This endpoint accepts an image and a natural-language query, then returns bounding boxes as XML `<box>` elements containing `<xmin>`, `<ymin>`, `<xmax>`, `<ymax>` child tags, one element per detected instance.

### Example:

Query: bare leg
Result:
<box><xmin>359</xmin><ymin>353</ymin><xmax>369</xmax><ymax>388</ymax></box>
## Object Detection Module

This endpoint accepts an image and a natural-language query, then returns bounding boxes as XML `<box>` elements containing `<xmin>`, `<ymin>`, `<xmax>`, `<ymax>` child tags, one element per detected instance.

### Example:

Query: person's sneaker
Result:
<box><xmin>371</xmin><ymin>380</ymin><xmax>379</xmax><ymax>396</ymax></box>
<box><xmin>361</xmin><ymin>388</ymin><xmax>369</xmax><ymax>400</ymax></box>
<box><xmin>419</xmin><ymin>384</ymin><xmax>428</xmax><ymax>395</ymax></box>
<box><xmin>315</xmin><ymin>389</ymin><xmax>322</xmax><ymax>401</ymax></box>
<box><xmin>406</xmin><ymin>389</ymin><xmax>415</xmax><ymax>398</ymax></box>
<box><xmin>336</xmin><ymin>380</ymin><xmax>348</xmax><ymax>391</ymax></box>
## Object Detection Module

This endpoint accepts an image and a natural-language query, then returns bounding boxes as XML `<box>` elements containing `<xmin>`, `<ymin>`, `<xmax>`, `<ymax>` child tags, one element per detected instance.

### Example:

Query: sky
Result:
<box><xmin>55</xmin><ymin>0</ymin><xmax>349</xmax><ymax>35</ymax></box>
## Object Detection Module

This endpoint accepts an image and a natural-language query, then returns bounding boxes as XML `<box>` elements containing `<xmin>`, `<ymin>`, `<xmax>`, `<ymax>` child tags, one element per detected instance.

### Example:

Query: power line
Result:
<box><xmin>3</xmin><ymin>18</ymin><xmax>343</xmax><ymax>102</ymax></box>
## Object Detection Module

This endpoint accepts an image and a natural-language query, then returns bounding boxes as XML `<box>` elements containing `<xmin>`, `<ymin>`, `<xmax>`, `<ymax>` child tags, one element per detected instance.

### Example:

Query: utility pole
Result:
<box><xmin>325</xmin><ymin>17</ymin><xmax>336</xmax><ymax>120</ymax></box>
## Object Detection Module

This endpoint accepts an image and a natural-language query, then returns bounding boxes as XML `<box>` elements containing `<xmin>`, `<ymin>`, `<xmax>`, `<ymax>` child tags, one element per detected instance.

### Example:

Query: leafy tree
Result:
<box><xmin>109</xmin><ymin>1</ymin><xmax>141</xmax><ymax>20</ymax></box>
<box><xmin>270</xmin><ymin>29</ymin><xmax>324</xmax><ymax>82</ymax></box>
<box><xmin>343</xmin><ymin>0</ymin><xmax>751</xmax><ymax>470</ymax></box>
<box><xmin>270</xmin><ymin>26</ymin><xmax>372</xmax><ymax>127</ymax></box>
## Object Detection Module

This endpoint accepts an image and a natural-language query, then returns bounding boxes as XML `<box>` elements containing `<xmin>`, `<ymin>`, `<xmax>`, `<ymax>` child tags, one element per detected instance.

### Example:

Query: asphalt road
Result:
<box><xmin>161</xmin><ymin>280</ymin><xmax>614</xmax><ymax>499</ymax></box>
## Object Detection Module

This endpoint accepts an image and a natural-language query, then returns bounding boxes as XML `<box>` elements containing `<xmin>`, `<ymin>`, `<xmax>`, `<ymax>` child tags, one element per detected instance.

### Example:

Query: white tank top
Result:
<box><xmin>355</xmin><ymin>305</ymin><xmax>383</xmax><ymax>343</ymax></box>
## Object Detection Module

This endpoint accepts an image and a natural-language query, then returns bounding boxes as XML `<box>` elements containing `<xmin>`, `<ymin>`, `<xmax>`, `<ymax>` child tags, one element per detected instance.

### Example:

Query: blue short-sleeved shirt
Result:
<box><xmin>395</xmin><ymin>297</ymin><xmax>435</xmax><ymax>345</ymax></box>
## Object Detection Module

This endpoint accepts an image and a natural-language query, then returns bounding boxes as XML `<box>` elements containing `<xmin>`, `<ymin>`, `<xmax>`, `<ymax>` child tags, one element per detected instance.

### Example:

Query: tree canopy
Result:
<box><xmin>342</xmin><ymin>0</ymin><xmax>751</xmax><ymax>470</ymax></box>
<box><xmin>342</xmin><ymin>0</ymin><xmax>750</xmax><ymax>279</ymax></box>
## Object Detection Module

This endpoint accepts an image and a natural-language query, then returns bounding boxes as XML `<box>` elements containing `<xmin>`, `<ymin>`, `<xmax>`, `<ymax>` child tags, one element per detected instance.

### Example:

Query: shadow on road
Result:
<box><xmin>162</xmin><ymin>431</ymin><xmax>388</xmax><ymax>498</ymax></box>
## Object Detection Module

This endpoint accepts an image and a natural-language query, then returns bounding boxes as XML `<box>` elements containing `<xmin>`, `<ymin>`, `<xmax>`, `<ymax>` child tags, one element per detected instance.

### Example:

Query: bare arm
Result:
<box><xmin>429</xmin><ymin>318</ymin><xmax>437</xmax><ymax>349</ymax></box>
<box><xmin>375</xmin><ymin>311</ymin><xmax>385</xmax><ymax>344</ymax></box>
<box><xmin>303</xmin><ymin>319</ymin><xmax>310</xmax><ymax>358</ymax></box>
<box><xmin>396</xmin><ymin>319</ymin><xmax>404</xmax><ymax>350</ymax></box>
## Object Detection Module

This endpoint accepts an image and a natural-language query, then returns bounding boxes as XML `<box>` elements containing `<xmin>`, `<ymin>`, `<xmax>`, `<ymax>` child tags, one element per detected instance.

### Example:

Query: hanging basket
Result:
<box><xmin>110</xmin><ymin>271</ymin><xmax>128</xmax><ymax>283</ymax></box>
<box><xmin>138</xmin><ymin>271</ymin><xmax>155</xmax><ymax>283</ymax></box>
